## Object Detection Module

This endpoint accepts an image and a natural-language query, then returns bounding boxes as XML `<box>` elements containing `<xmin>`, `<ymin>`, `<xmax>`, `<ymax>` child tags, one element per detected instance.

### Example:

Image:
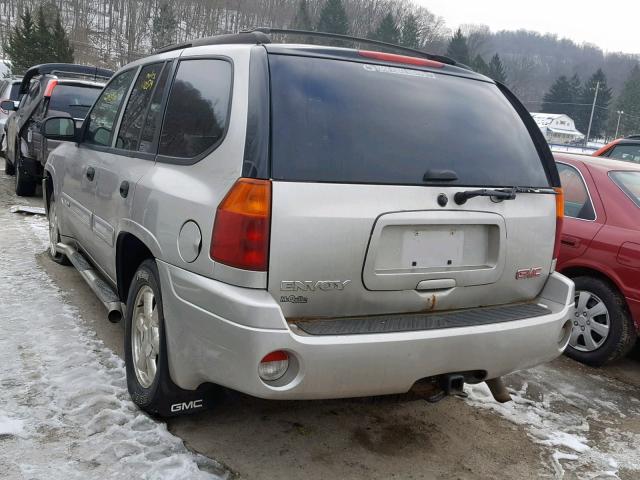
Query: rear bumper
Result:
<box><xmin>158</xmin><ymin>261</ymin><xmax>575</xmax><ymax>399</ymax></box>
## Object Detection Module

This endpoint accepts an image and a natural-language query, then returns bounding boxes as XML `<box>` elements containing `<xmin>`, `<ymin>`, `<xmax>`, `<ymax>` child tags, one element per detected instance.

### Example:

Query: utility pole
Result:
<box><xmin>585</xmin><ymin>81</ymin><xmax>600</xmax><ymax>147</ymax></box>
<box><xmin>615</xmin><ymin>110</ymin><xmax>624</xmax><ymax>139</ymax></box>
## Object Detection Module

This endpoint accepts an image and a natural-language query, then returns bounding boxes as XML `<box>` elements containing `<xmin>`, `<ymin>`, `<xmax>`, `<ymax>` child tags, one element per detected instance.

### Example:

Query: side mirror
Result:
<box><xmin>42</xmin><ymin>116</ymin><xmax>77</xmax><ymax>142</ymax></box>
<box><xmin>0</xmin><ymin>100</ymin><xmax>16</xmax><ymax>111</ymax></box>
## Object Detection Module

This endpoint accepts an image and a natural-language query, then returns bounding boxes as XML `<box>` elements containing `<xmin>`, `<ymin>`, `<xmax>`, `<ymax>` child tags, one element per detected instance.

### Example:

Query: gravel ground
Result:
<box><xmin>1</xmin><ymin>158</ymin><xmax>639</xmax><ymax>479</ymax></box>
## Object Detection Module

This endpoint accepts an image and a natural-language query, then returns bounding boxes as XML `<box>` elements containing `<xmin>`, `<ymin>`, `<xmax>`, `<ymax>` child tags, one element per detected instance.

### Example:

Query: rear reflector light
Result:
<box><xmin>553</xmin><ymin>187</ymin><xmax>564</xmax><ymax>261</ymax></box>
<box><xmin>44</xmin><ymin>79</ymin><xmax>58</xmax><ymax>97</ymax></box>
<box><xmin>258</xmin><ymin>351</ymin><xmax>289</xmax><ymax>381</ymax></box>
<box><xmin>358</xmin><ymin>50</ymin><xmax>444</xmax><ymax>68</ymax></box>
<box><xmin>210</xmin><ymin>178</ymin><xmax>271</xmax><ymax>271</ymax></box>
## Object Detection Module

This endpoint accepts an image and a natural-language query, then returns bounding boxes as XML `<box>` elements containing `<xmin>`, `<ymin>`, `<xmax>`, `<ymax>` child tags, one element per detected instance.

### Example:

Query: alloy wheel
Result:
<box><xmin>569</xmin><ymin>290</ymin><xmax>610</xmax><ymax>352</ymax></box>
<box><xmin>131</xmin><ymin>285</ymin><xmax>160</xmax><ymax>388</ymax></box>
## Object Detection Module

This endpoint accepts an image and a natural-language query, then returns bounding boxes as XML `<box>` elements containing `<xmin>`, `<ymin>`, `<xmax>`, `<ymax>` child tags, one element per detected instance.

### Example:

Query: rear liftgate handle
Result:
<box><xmin>119</xmin><ymin>180</ymin><xmax>129</xmax><ymax>198</ymax></box>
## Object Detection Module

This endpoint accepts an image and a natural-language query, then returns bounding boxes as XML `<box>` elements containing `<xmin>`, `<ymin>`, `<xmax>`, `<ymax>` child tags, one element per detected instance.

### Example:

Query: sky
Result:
<box><xmin>416</xmin><ymin>1</ymin><xmax>640</xmax><ymax>54</ymax></box>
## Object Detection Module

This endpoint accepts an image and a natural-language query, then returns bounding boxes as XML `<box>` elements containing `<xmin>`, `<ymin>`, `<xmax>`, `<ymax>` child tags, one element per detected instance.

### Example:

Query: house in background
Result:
<box><xmin>531</xmin><ymin>113</ymin><xmax>584</xmax><ymax>144</ymax></box>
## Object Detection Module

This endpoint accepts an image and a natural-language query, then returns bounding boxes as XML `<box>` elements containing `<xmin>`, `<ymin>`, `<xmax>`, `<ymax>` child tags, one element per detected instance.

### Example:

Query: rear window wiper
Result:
<box><xmin>454</xmin><ymin>187</ymin><xmax>517</xmax><ymax>205</ymax></box>
<box><xmin>454</xmin><ymin>186</ymin><xmax>556</xmax><ymax>205</ymax></box>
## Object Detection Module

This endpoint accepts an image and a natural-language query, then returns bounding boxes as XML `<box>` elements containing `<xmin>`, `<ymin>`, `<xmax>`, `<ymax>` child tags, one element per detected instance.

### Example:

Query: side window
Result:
<box><xmin>116</xmin><ymin>62</ymin><xmax>166</xmax><ymax>152</ymax></box>
<box><xmin>84</xmin><ymin>70</ymin><xmax>135</xmax><ymax>147</ymax></box>
<box><xmin>159</xmin><ymin>59</ymin><xmax>232</xmax><ymax>158</ymax></box>
<box><xmin>557</xmin><ymin>163</ymin><xmax>596</xmax><ymax>220</ymax></box>
<box><xmin>20</xmin><ymin>81</ymin><xmax>39</xmax><ymax>110</ymax></box>
<box><xmin>609</xmin><ymin>145</ymin><xmax>640</xmax><ymax>163</ymax></box>
<box><xmin>138</xmin><ymin>63</ymin><xmax>170</xmax><ymax>153</ymax></box>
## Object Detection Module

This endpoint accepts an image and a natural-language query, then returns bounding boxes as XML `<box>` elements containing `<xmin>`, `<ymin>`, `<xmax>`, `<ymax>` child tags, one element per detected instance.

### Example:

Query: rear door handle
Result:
<box><xmin>119</xmin><ymin>180</ymin><xmax>129</xmax><ymax>198</ymax></box>
<box><xmin>86</xmin><ymin>166</ymin><xmax>95</xmax><ymax>181</ymax></box>
<box><xmin>561</xmin><ymin>236</ymin><xmax>578</xmax><ymax>247</ymax></box>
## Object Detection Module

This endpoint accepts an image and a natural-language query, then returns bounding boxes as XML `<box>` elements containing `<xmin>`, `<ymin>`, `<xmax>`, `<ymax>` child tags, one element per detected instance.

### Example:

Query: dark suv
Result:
<box><xmin>2</xmin><ymin>63</ymin><xmax>113</xmax><ymax>195</ymax></box>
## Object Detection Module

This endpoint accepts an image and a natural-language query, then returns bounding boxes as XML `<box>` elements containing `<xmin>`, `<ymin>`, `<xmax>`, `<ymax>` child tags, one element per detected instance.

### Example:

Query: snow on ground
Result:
<box><xmin>0</xmin><ymin>210</ymin><xmax>227</xmax><ymax>479</ymax></box>
<box><xmin>466</xmin><ymin>365</ymin><xmax>640</xmax><ymax>478</ymax></box>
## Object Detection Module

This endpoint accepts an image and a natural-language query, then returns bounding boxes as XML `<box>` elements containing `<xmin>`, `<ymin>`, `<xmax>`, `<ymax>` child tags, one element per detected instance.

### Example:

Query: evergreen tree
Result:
<box><xmin>51</xmin><ymin>11</ymin><xmax>74</xmax><ymax>63</ymax></box>
<box><xmin>541</xmin><ymin>76</ymin><xmax>573</xmax><ymax>115</ymax></box>
<box><xmin>152</xmin><ymin>2</ymin><xmax>177</xmax><ymax>51</ymax></box>
<box><xmin>292</xmin><ymin>0</ymin><xmax>313</xmax><ymax>31</ymax></box>
<box><xmin>567</xmin><ymin>73</ymin><xmax>582</xmax><ymax>120</ymax></box>
<box><xmin>317</xmin><ymin>0</ymin><xmax>349</xmax><ymax>40</ymax></box>
<box><xmin>5</xmin><ymin>8</ymin><xmax>36</xmax><ymax>74</ymax></box>
<box><xmin>613</xmin><ymin>65</ymin><xmax>640</xmax><ymax>137</ymax></box>
<box><xmin>576</xmin><ymin>69</ymin><xmax>612</xmax><ymax>138</ymax></box>
<box><xmin>35</xmin><ymin>6</ymin><xmax>54</xmax><ymax>61</ymax></box>
<box><xmin>369</xmin><ymin>13</ymin><xmax>399</xmax><ymax>45</ymax></box>
<box><xmin>446</xmin><ymin>28</ymin><xmax>470</xmax><ymax>65</ymax></box>
<box><xmin>473</xmin><ymin>54</ymin><xmax>489</xmax><ymax>75</ymax></box>
<box><xmin>488</xmin><ymin>53</ymin><xmax>507</xmax><ymax>84</ymax></box>
<box><xmin>400</xmin><ymin>13</ymin><xmax>420</xmax><ymax>49</ymax></box>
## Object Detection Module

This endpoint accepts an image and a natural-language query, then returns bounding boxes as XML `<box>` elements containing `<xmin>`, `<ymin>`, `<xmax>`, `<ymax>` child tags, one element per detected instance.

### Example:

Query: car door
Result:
<box><xmin>557</xmin><ymin>161</ymin><xmax>605</xmax><ymax>262</ymax></box>
<box><xmin>6</xmin><ymin>80</ymin><xmax>39</xmax><ymax>163</ymax></box>
<box><xmin>58</xmin><ymin>69</ymin><xmax>137</xmax><ymax>263</ymax></box>
<box><xmin>90</xmin><ymin>61</ymin><xmax>171</xmax><ymax>281</ymax></box>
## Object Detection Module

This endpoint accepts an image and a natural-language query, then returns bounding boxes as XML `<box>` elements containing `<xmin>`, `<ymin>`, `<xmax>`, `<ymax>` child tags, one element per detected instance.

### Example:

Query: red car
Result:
<box><xmin>555</xmin><ymin>153</ymin><xmax>640</xmax><ymax>366</ymax></box>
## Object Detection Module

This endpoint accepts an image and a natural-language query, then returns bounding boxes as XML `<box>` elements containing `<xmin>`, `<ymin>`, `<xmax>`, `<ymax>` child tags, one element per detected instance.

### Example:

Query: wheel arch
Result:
<box><xmin>116</xmin><ymin>225</ymin><xmax>163</xmax><ymax>303</ymax></box>
<box><xmin>560</xmin><ymin>265</ymin><xmax>626</xmax><ymax>301</ymax></box>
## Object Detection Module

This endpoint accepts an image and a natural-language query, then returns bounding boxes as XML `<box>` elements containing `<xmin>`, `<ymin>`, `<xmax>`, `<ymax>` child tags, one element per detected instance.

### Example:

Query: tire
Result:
<box><xmin>4</xmin><ymin>157</ymin><xmax>15</xmax><ymax>176</ymax></box>
<box><xmin>124</xmin><ymin>259</ymin><xmax>217</xmax><ymax>417</ymax></box>
<box><xmin>47</xmin><ymin>193</ymin><xmax>70</xmax><ymax>265</ymax></box>
<box><xmin>15</xmin><ymin>156</ymin><xmax>36</xmax><ymax>196</ymax></box>
<box><xmin>564</xmin><ymin>276</ymin><xmax>636</xmax><ymax>366</ymax></box>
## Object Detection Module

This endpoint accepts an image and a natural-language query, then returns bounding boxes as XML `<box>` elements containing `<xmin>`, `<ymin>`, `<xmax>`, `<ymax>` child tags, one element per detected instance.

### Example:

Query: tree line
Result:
<box><xmin>0</xmin><ymin>0</ymin><xmax>638</xmax><ymax>138</ymax></box>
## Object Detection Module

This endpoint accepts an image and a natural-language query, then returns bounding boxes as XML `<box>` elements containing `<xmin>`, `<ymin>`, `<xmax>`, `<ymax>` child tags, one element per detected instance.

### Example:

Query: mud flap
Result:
<box><xmin>152</xmin><ymin>382</ymin><xmax>223</xmax><ymax>418</ymax></box>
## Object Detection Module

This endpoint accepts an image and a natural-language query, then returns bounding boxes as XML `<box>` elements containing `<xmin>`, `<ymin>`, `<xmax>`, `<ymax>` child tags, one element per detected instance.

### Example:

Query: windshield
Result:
<box><xmin>269</xmin><ymin>55</ymin><xmax>550</xmax><ymax>187</ymax></box>
<box><xmin>48</xmin><ymin>85</ymin><xmax>101</xmax><ymax>119</ymax></box>
<box><xmin>610</xmin><ymin>171</ymin><xmax>640</xmax><ymax>207</ymax></box>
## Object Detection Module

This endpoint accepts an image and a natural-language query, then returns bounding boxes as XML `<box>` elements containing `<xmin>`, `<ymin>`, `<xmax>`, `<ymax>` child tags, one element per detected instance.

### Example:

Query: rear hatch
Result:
<box><xmin>265</xmin><ymin>52</ymin><xmax>557</xmax><ymax>319</ymax></box>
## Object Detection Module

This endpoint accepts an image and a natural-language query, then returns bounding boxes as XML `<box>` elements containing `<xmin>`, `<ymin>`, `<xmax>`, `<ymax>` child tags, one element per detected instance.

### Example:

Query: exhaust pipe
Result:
<box><xmin>486</xmin><ymin>377</ymin><xmax>512</xmax><ymax>403</ymax></box>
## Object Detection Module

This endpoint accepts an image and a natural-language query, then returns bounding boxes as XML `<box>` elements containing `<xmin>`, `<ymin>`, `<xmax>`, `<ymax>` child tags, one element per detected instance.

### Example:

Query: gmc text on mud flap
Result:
<box><xmin>170</xmin><ymin>399</ymin><xmax>203</xmax><ymax>413</ymax></box>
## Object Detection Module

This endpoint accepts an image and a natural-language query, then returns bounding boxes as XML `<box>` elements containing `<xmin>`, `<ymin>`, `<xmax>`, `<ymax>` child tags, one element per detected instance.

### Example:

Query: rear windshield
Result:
<box><xmin>610</xmin><ymin>171</ymin><xmax>640</xmax><ymax>207</ymax></box>
<box><xmin>9</xmin><ymin>82</ymin><xmax>20</xmax><ymax>100</ymax></box>
<box><xmin>269</xmin><ymin>55</ymin><xmax>549</xmax><ymax>187</ymax></box>
<box><xmin>48</xmin><ymin>85</ymin><xmax>101</xmax><ymax>119</ymax></box>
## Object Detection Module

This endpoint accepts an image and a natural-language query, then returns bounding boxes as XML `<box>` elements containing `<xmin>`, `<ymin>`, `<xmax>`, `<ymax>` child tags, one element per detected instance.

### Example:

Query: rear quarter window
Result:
<box><xmin>48</xmin><ymin>85</ymin><xmax>101</xmax><ymax>119</ymax></box>
<box><xmin>269</xmin><ymin>55</ymin><xmax>550</xmax><ymax>187</ymax></box>
<box><xmin>610</xmin><ymin>171</ymin><xmax>640</xmax><ymax>207</ymax></box>
<box><xmin>158</xmin><ymin>59</ymin><xmax>232</xmax><ymax>160</ymax></box>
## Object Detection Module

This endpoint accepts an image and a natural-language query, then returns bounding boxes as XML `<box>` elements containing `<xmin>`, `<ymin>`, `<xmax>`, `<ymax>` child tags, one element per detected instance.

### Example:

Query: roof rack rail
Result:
<box><xmin>156</xmin><ymin>31</ymin><xmax>271</xmax><ymax>54</ymax></box>
<box><xmin>247</xmin><ymin>27</ymin><xmax>458</xmax><ymax>66</ymax></box>
<box><xmin>20</xmin><ymin>63</ymin><xmax>114</xmax><ymax>94</ymax></box>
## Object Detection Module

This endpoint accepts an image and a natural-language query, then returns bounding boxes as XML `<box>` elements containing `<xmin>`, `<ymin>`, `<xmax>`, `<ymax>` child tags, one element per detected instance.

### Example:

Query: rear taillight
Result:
<box><xmin>210</xmin><ymin>178</ymin><xmax>271</xmax><ymax>271</ymax></box>
<box><xmin>553</xmin><ymin>187</ymin><xmax>564</xmax><ymax>262</ymax></box>
<box><xmin>44</xmin><ymin>79</ymin><xmax>58</xmax><ymax>98</ymax></box>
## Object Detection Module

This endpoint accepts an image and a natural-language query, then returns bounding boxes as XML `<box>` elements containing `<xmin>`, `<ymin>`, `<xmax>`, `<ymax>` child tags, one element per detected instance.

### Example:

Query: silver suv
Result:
<box><xmin>41</xmin><ymin>30</ymin><xmax>575</xmax><ymax>417</ymax></box>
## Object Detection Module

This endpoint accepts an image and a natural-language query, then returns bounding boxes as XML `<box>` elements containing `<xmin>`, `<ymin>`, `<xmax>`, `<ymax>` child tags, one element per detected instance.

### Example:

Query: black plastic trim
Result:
<box><xmin>242</xmin><ymin>46</ymin><xmax>270</xmax><ymax>179</ymax></box>
<box><xmin>292</xmin><ymin>303</ymin><xmax>550</xmax><ymax>336</ymax></box>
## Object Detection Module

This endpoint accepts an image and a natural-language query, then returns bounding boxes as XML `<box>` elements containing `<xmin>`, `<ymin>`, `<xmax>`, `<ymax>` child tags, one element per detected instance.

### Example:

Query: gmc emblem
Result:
<box><xmin>170</xmin><ymin>399</ymin><xmax>203</xmax><ymax>413</ymax></box>
<box><xmin>515</xmin><ymin>267</ymin><xmax>542</xmax><ymax>280</ymax></box>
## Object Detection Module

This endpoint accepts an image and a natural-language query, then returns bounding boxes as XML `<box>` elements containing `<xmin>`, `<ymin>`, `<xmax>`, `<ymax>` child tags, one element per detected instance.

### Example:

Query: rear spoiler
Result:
<box><xmin>19</xmin><ymin>63</ymin><xmax>114</xmax><ymax>94</ymax></box>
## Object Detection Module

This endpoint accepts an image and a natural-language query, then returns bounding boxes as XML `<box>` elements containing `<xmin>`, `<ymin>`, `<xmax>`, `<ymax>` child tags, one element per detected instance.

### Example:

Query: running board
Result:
<box><xmin>56</xmin><ymin>242</ymin><xmax>123</xmax><ymax>323</ymax></box>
